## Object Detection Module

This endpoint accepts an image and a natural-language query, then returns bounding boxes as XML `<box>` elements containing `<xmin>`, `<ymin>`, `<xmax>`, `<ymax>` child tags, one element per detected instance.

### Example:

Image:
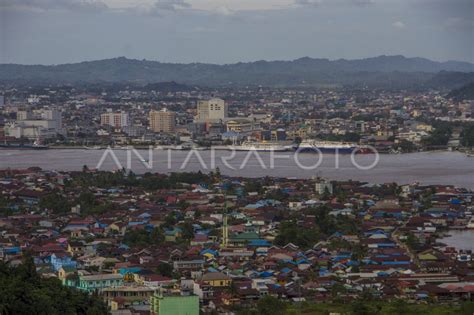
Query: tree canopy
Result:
<box><xmin>0</xmin><ymin>256</ymin><xmax>109</xmax><ymax>315</ymax></box>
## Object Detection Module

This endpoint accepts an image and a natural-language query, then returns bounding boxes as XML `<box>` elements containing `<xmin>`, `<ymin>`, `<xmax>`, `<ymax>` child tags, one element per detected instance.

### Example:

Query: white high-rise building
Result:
<box><xmin>196</xmin><ymin>98</ymin><xmax>228</xmax><ymax>123</ymax></box>
<box><xmin>315</xmin><ymin>179</ymin><xmax>333</xmax><ymax>195</ymax></box>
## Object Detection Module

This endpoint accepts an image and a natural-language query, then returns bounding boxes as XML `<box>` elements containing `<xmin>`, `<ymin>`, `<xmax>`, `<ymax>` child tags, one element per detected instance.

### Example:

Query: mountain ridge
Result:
<box><xmin>1</xmin><ymin>55</ymin><xmax>473</xmax><ymax>88</ymax></box>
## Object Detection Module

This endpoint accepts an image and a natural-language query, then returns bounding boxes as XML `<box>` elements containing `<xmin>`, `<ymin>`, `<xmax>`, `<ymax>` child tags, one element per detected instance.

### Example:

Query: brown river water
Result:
<box><xmin>0</xmin><ymin>149</ymin><xmax>473</xmax><ymax>188</ymax></box>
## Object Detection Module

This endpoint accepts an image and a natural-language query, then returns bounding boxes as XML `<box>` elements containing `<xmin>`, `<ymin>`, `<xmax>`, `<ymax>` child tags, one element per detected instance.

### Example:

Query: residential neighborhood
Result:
<box><xmin>0</xmin><ymin>167</ymin><xmax>473</xmax><ymax>314</ymax></box>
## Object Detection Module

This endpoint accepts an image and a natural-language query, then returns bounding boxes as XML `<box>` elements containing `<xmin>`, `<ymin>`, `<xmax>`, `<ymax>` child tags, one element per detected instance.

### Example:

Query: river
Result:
<box><xmin>0</xmin><ymin>149</ymin><xmax>473</xmax><ymax>188</ymax></box>
<box><xmin>439</xmin><ymin>230</ymin><xmax>474</xmax><ymax>251</ymax></box>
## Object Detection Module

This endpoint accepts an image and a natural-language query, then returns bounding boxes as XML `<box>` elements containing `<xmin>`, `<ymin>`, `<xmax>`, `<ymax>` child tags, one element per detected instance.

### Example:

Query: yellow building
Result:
<box><xmin>226</xmin><ymin>118</ymin><xmax>260</xmax><ymax>133</ymax></box>
<box><xmin>150</xmin><ymin>109</ymin><xmax>176</xmax><ymax>133</ymax></box>
<box><xmin>67</xmin><ymin>241</ymin><xmax>86</xmax><ymax>256</ymax></box>
<box><xmin>200</xmin><ymin>272</ymin><xmax>232</xmax><ymax>287</ymax></box>
<box><xmin>415</xmin><ymin>123</ymin><xmax>433</xmax><ymax>132</ymax></box>
<box><xmin>101</xmin><ymin>285</ymin><xmax>155</xmax><ymax>310</ymax></box>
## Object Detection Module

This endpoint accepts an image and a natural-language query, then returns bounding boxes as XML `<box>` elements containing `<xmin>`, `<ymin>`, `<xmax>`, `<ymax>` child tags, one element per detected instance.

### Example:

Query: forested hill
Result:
<box><xmin>447</xmin><ymin>82</ymin><xmax>474</xmax><ymax>101</ymax></box>
<box><xmin>1</xmin><ymin>55</ymin><xmax>474</xmax><ymax>89</ymax></box>
<box><xmin>0</xmin><ymin>257</ymin><xmax>109</xmax><ymax>315</ymax></box>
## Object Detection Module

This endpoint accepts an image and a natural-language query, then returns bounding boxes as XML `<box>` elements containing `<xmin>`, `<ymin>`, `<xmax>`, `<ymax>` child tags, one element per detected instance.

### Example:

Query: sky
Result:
<box><xmin>0</xmin><ymin>0</ymin><xmax>473</xmax><ymax>65</ymax></box>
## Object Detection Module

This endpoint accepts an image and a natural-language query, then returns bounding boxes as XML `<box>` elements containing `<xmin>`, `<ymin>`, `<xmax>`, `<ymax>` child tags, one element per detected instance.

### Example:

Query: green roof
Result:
<box><xmin>230</xmin><ymin>232</ymin><xmax>260</xmax><ymax>241</ymax></box>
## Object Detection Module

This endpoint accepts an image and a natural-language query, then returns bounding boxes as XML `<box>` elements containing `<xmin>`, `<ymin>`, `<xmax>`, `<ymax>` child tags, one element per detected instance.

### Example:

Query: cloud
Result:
<box><xmin>190</xmin><ymin>26</ymin><xmax>218</xmax><ymax>33</ymax></box>
<box><xmin>295</xmin><ymin>0</ymin><xmax>322</xmax><ymax>6</ymax></box>
<box><xmin>352</xmin><ymin>0</ymin><xmax>375</xmax><ymax>6</ymax></box>
<box><xmin>136</xmin><ymin>0</ymin><xmax>191</xmax><ymax>16</ymax></box>
<box><xmin>443</xmin><ymin>17</ymin><xmax>474</xmax><ymax>31</ymax></box>
<box><xmin>392</xmin><ymin>21</ymin><xmax>406</xmax><ymax>29</ymax></box>
<box><xmin>295</xmin><ymin>0</ymin><xmax>375</xmax><ymax>7</ymax></box>
<box><xmin>212</xmin><ymin>6</ymin><xmax>235</xmax><ymax>16</ymax></box>
<box><xmin>153</xmin><ymin>0</ymin><xmax>191</xmax><ymax>11</ymax></box>
<box><xmin>0</xmin><ymin>0</ymin><xmax>108</xmax><ymax>11</ymax></box>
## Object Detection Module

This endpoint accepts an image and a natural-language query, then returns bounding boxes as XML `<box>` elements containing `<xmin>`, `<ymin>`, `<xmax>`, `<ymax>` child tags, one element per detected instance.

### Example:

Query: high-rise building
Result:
<box><xmin>17</xmin><ymin>110</ymin><xmax>33</xmax><ymax>121</ymax></box>
<box><xmin>40</xmin><ymin>109</ymin><xmax>62</xmax><ymax>130</ymax></box>
<box><xmin>315</xmin><ymin>178</ymin><xmax>333</xmax><ymax>195</ymax></box>
<box><xmin>149</xmin><ymin>109</ymin><xmax>176</xmax><ymax>133</ymax></box>
<box><xmin>196</xmin><ymin>98</ymin><xmax>228</xmax><ymax>123</ymax></box>
<box><xmin>100</xmin><ymin>112</ymin><xmax>129</xmax><ymax>128</ymax></box>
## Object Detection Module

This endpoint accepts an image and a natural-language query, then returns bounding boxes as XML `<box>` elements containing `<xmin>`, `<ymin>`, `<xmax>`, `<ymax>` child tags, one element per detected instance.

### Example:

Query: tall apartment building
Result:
<box><xmin>196</xmin><ymin>98</ymin><xmax>228</xmax><ymax>123</ymax></box>
<box><xmin>39</xmin><ymin>109</ymin><xmax>62</xmax><ymax>130</ymax></box>
<box><xmin>149</xmin><ymin>109</ymin><xmax>176</xmax><ymax>133</ymax></box>
<box><xmin>17</xmin><ymin>110</ymin><xmax>33</xmax><ymax>121</ymax></box>
<box><xmin>100</xmin><ymin>112</ymin><xmax>129</xmax><ymax>128</ymax></box>
<box><xmin>315</xmin><ymin>178</ymin><xmax>333</xmax><ymax>195</ymax></box>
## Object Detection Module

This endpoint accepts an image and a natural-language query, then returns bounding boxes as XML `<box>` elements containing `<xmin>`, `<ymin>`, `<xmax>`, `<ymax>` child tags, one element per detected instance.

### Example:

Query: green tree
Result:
<box><xmin>123</xmin><ymin>227</ymin><xmax>163</xmax><ymax>247</ymax></box>
<box><xmin>405</xmin><ymin>232</ymin><xmax>419</xmax><ymax>251</ymax></box>
<box><xmin>398</xmin><ymin>139</ymin><xmax>417</xmax><ymax>153</ymax></box>
<box><xmin>422</xmin><ymin>122</ymin><xmax>452</xmax><ymax>146</ymax></box>
<box><xmin>39</xmin><ymin>191</ymin><xmax>71</xmax><ymax>214</ymax></box>
<box><xmin>157</xmin><ymin>262</ymin><xmax>173</xmax><ymax>278</ymax></box>
<box><xmin>179</xmin><ymin>221</ymin><xmax>195</xmax><ymax>240</ymax></box>
<box><xmin>460</xmin><ymin>301</ymin><xmax>474</xmax><ymax>315</ymax></box>
<box><xmin>461</xmin><ymin>124</ymin><xmax>474</xmax><ymax>147</ymax></box>
<box><xmin>257</xmin><ymin>296</ymin><xmax>287</xmax><ymax>315</ymax></box>
<box><xmin>0</xmin><ymin>256</ymin><xmax>109</xmax><ymax>315</ymax></box>
<box><xmin>351</xmin><ymin>299</ymin><xmax>378</xmax><ymax>315</ymax></box>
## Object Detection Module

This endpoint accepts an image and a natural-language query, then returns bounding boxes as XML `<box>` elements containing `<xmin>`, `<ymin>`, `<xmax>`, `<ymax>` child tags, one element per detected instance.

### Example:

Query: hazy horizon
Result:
<box><xmin>1</xmin><ymin>0</ymin><xmax>473</xmax><ymax>65</ymax></box>
<box><xmin>2</xmin><ymin>54</ymin><xmax>474</xmax><ymax>67</ymax></box>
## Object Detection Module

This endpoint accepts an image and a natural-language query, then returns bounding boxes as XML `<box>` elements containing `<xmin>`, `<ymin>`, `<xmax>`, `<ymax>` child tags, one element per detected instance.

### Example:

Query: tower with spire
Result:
<box><xmin>220</xmin><ymin>180</ymin><xmax>230</xmax><ymax>248</ymax></box>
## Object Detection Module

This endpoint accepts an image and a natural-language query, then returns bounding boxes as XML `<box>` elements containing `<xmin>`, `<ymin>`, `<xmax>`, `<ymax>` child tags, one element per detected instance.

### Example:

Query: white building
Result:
<box><xmin>4</xmin><ymin>122</ymin><xmax>58</xmax><ymax>139</ymax></box>
<box><xmin>315</xmin><ymin>179</ymin><xmax>333</xmax><ymax>195</ymax></box>
<box><xmin>196</xmin><ymin>98</ymin><xmax>228</xmax><ymax>123</ymax></box>
<box><xmin>7</xmin><ymin>108</ymin><xmax>64</xmax><ymax>139</ymax></box>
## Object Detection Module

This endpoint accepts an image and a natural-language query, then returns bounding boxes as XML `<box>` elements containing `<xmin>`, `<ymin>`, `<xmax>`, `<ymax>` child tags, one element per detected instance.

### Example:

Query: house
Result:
<box><xmin>200</xmin><ymin>272</ymin><xmax>232</xmax><ymax>287</ymax></box>
<box><xmin>77</xmin><ymin>273</ymin><xmax>124</xmax><ymax>292</ymax></box>
<box><xmin>50</xmin><ymin>253</ymin><xmax>77</xmax><ymax>272</ymax></box>
<box><xmin>58</xmin><ymin>266</ymin><xmax>77</xmax><ymax>286</ymax></box>
<box><xmin>173</xmin><ymin>260</ymin><xmax>205</xmax><ymax>272</ymax></box>
<box><xmin>107</xmin><ymin>222</ymin><xmax>128</xmax><ymax>236</ymax></box>
<box><xmin>191</xmin><ymin>233</ymin><xmax>211</xmax><ymax>246</ymax></box>
<box><xmin>165</xmin><ymin>227</ymin><xmax>183</xmax><ymax>242</ymax></box>
<box><xmin>101</xmin><ymin>285</ymin><xmax>155</xmax><ymax>309</ymax></box>
<box><xmin>228</xmin><ymin>232</ymin><xmax>261</xmax><ymax>247</ymax></box>
<box><xmin>67</xmin><ymin>241</ymin><xmax>86</xmax><ymax>256</ymax></box>
<box><xmin>138</xmin><ymin>274</ymin><xmax>174</xmax><ymax>288</ymax></box>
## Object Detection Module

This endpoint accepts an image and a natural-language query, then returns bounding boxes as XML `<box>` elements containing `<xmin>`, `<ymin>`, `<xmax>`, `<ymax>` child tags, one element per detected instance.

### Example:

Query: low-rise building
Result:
<box><xmin>150</xmin><ymin>292</ymin><xmax>199</xmax><ymax>315</ymax></box>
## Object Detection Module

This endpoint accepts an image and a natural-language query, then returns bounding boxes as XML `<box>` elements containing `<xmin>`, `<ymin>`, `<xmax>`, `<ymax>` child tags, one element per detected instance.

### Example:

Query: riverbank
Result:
<box><xmin>0</xmin><ymin>150</ymin><xmax>473</xmax><ymax>189</ymax></box>
<box><xmin>27</xmin><ymin>145</ymin><xmax>474</xmax><ymax>157</ymax></box>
